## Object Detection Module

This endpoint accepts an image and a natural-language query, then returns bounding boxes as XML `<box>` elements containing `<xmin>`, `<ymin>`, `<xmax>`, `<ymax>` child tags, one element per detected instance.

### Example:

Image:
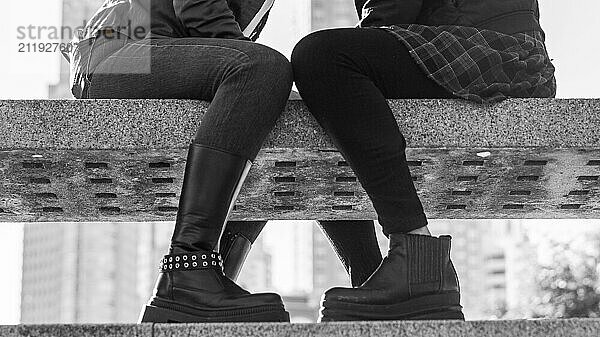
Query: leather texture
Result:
<box><xmin>323</xmin><ymin>234</ymin><xmax>460</xmax><ymax>305</ymax></box>
<box><xmin>220</xmin><ymin>232</ymin><xmax>252</xmax><ymax>281</ymax></box>
<box><xmin>169</xmin><ymin>144</ymin><xmax>250</xmax><ymax>253</ymax></box>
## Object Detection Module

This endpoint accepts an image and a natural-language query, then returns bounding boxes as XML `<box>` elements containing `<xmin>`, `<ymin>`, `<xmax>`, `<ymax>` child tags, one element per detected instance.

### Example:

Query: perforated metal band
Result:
<box><xmin>159</xmin><ymin>251</ymin><xmax>223</xmax><ymax>273</ymax></box>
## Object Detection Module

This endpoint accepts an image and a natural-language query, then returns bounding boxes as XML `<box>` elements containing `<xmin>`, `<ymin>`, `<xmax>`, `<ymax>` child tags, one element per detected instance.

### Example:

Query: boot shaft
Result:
<box><xmin>171</xmin><ymin>144</ymin><xmax>252</xmax><ymax>252</ymax></box>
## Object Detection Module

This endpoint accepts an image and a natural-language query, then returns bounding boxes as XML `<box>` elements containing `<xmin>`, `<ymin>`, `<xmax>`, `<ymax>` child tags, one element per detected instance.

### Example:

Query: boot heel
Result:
<box><xmin>139</xmin><ymin>305</ymin><xmax>199</xmax><ymax>323</ymax></box>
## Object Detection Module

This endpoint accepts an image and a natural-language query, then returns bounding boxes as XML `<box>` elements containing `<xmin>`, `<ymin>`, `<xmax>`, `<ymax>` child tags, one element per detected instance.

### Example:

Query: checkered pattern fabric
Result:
<box><xmin>383</xmin><ymin>24</ymin><xmax>556</xmax><ymax>103</ymax></box>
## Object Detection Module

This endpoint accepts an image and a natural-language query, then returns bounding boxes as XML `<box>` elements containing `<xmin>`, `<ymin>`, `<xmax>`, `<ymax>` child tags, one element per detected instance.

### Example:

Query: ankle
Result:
<box><xmin>407</xmin><ymin>226</ymin><xmax>432</xmax><ymax>236</ymax></box>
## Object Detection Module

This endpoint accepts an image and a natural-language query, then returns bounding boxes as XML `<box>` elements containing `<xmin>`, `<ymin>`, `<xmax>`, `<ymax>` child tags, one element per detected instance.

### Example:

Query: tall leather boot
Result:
<box><xmin>219</xmin><ymin>221</ymin><xmax>267</xmax><ymax>281</ymax></box>
<box><xmin>319</xmin><ymin>234</ymin><xmax>464</xmax><ymax>321</ymax></box>
<box><xmin>139</xmin><ymin>144</ymin><xmax>289</xmax><ymax>323</ymax></box>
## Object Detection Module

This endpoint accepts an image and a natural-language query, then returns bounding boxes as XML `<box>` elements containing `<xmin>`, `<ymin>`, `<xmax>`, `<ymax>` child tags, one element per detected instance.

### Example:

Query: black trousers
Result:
<box><xmin>292</xmin><ymin>28</ymin><xmax>454</xmax><ymax>235</ymax></box>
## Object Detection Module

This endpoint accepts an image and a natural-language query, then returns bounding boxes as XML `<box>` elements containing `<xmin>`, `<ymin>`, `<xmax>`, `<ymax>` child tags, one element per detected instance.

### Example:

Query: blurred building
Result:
<box><xmin>310</xmin><ymin>0</ymin><xmax>358</xmax><ymax>30</ymax></box>
<box><xmin>49</xmin><ymin>0</ymin><xmax>103</xmax><ymax>98</ymax></box>
<box><xmin>21</xmin><ymin>223</ymin><xmax>144</xmax><ymax>323</ymax></box>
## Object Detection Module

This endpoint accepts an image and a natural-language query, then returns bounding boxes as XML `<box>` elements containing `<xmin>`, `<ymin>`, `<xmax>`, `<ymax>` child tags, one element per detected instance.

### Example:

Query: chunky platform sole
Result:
<box><xmin>139</xmin><ymin>299</ymin><xmax>290</xmax><ymax>323</ymax></box>
<box><xmin>319</xmin><ymin>292</ymin><xmax>464</xmax><ymax>321</ymax></box>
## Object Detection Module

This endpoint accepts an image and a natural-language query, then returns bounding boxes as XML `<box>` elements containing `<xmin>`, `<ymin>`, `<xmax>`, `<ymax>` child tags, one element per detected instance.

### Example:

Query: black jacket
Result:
<box><xmin>357</xmin><ymin>0</ymin><xmax>543</xmax><ymax>36</ymax></box>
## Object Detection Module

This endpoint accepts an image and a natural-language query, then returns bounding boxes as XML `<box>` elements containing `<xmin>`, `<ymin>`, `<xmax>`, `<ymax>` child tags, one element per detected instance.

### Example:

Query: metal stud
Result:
<box><xmin>169</xmin><ymin>257</ymin><xmax>173</xmax><ymax>262</ymax></box>
<box><xmin>169</xmin><ymin>264</ymin><xmax>172</xmax><ymax>269</ymax></box>
<box><xmin>184</xmin><ymin>263</ymin><xmax>189</xmax><ymax>268</ymax></box>
<box><xmin>175</xmin><ymin>256</ymin><xmax>180</xmax><ymax>262</ymax></box>
<box><xmin>203</xmin><ymin>262</ymin><xmax>208</xmax><ymax>267</ymax></box>
<box><xmin>163</xmin><ymin>258</ymin><xmax>167</xmax><ymax>263</ymax></box>
<box><xmin>212</xmin><ymin>261</ymin><xmax>216</xmax><ymax>266</ymax></box>
<box><xmin>192</xmin><ymin>255</ymin><xmax>197</xmax><ymax>261</ymax></box>
<box><xmin>202</xmin><ymin>254</ymin><xmax>207</xmax><ymax>259</ymax></box>
<box><xmin>183</xmin><ymin>255</ymin><xmax>188</xmax><ymax>261</ymax></box>
<box><xmin>175</xmin><ymin>263</ymin><xmax>180</xmax><ymax>268</ymax></box>
<box><xmin>211</xmin><ymin>254</ymin><xmax>216</xmax><ymax>258</ymax></box>
<box><xmin>192</xmin><ymin>262</ymin><xmax>198</xmax><ymax>267</ymax></box>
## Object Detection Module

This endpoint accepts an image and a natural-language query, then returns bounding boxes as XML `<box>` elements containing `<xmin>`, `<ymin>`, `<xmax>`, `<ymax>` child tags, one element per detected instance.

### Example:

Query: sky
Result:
<box><xmin>1</xmin><ymin>0</ymin><xmax>600</xmax><ymax>325</ymax></box>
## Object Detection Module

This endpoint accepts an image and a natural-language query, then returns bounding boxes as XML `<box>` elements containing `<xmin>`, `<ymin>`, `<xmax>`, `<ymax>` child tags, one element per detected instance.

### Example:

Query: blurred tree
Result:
<box><xmin>532</xmin><ymin>234</ymin><xmax>600</xmax><ymax>318</ymax></box>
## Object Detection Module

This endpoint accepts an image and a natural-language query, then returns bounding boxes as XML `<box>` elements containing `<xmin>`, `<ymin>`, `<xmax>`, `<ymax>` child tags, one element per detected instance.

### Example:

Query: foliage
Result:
<box><xmin>531</xmin><ymin>234</ymin><xmax>600</xmax><ymax>318</ymax></box>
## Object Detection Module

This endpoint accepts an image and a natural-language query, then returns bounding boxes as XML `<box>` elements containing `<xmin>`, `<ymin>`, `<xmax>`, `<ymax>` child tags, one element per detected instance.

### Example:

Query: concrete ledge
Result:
<box><xmin>3</xmin><ymin>320</ymin><xmax>600</xmax><ymax>337</ymax></box>
<box><xmin>2</xmin><ymin>99</ymin><xmax>600</xmax><ymax>222</ymax></box>
<box><xmin>1</xmin><ymin>99</ymin><xmax>600</xmax><ymax>150</ymax></box>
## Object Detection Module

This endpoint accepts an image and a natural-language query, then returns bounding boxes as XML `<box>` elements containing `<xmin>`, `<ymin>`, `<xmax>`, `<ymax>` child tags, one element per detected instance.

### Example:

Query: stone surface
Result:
<box><xmin>1</xmin><ymin>99</ymin><xmax>600</xmax><ymax>222</ymax></box>
<box><xmin>1</xmin><ymin>148</ymin><xmax>600</xmax><ymax>222</ymax></box>
<box><xmin>0</xmin><ymin>324</ymin><xmax>152</xmax><ymax>337</ymax></box>
<box><xmin>154</xmin><ymin>320</ymin><xmax>600</xmax><ymax>337</ymax></box>
<box><xmin>2</xmin><ymin>320</ymin><xmax>600</xmax><ymax>337</ymax></box>
<box><xmin>1</xmin><ymin>99</ymin><xmax>600</xmax><ymax>150</ymax></box>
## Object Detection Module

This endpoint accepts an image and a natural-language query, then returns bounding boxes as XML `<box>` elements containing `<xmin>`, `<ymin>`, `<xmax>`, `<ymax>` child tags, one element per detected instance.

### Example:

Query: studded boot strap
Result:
<box><xmin>159</xmin><ymin>251</ymin><xmax>223</xmax><ymax>273</ymax></box>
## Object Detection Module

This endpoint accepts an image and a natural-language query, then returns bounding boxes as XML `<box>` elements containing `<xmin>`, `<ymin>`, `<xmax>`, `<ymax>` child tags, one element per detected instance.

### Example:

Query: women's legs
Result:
<box><xmin>90</xmin><ymin>37</ymin><xmax>292</xmax><ymax>160</ymax></box>
<box><xmin>318</xmin><ymin>220</ymin><xmax>382</xmax><ymax>287</ymax></box>
<box><xmin>90</xmin><ymin>37</ymin><xmax>293</xmax><ymax>323</ymax></box>
<box><xmin>292</xmin><ymin>28</ymin><xmax>462</xmax><ymax>321</ymax></box>
<box><xmin>292</xmin><ymin>28</ymin><xmax>453</xmax><ymax>236</ymax></box>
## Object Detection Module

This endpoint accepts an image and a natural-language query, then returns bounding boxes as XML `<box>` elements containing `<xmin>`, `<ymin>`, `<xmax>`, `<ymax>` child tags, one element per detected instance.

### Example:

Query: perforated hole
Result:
<box><xmin>90</xmin><ymin>178</ymin><xmax>113</xmax><ymax>184</ymax></box>
<box><xmin>517</xmin><ymin>176</ymin><xmax>539</xmax><ymax>181</ymax></box>
<box><xmin>275</xmin><ymin>161</ymin><xmax>296</xmax><ymax>167</ymax></box>
<box><xmin>152</xmin><ymin>178</ymin><xmax>174</xmax><ymax>184</ymax></box>
<box><xmin>149</xmin><ymin>162</ymin><xmax>171</xmax><ymax>169</ymax></box>
<box><xmin>95</xmin><ymin>193</ymin><xmax>117</xmax><ymax>199</ymax></box>
<box><xmin>30</xmin><ymin>178</ymin><xmax>50</xmax><ymax>184</ymax></box>
<box><xmin>156</xmin><ymin>193</ymin><xmax>177</xmax><ymax>198</ymax></box>
<box><xmin>35</xmin><ymin>193</ymin><xmax>57</xmax><ymax>199</ymax></box>
<box><xmin>446</xmin><ymin>204</ymin><xmax>467</xmax><ymax>210</ymax></box>
<box><xmin>275</xmin><ymin>177</ymin><xmax>296</xmax><ymax>183</ymax></box>
<box><xmin>463</xmin><ymin>160</ymin><xmax>484</xmax><ymax>166</ymax></box>
<box><xmin>334</xmin><ymin>191</ymin><xmax>355</xmax><ymax>197</ymax></box>
<box><xmin>451</xmin><ymin>190</ymin><xmax>472</xmax><ymax>196</ymax></box>
<box><xmin>412</xmin><ymin>176</ymin><xmax>420</xmax><ymax>181</ymax></box>
<box><xmin>274</xmin><ymin>191</ymin><xmax>296</xmax><ymax>197</ymax></box>
<box><xmin>158</xmin><ymin>206</ymin><xmax>178</xmax><ymax>212</ymax></box>
<box><xmin>407</xmin><ymin>161</ymin><xmax>422</xmax><ymax>166</ymax></box>
<box><xmin>42</xmin><ymin>207</ymin><xmax>63</xmax><ymax>213</ymax></box>
<box><xmin>85</xmin><ymin>162</ymin><xmax>108</xmax><ymax>169</ymax></box>
<box><xmin>274</xmin><ymin>205</ymin><xmax>294</xmax><ymax>210</ymax></box>
<box><xmin>578</xmin><ymin>176</ymin><xmax>599</xmax><ymax>181</ymax></box>
<box><xmin>561</xmin><ymin>204</ymin><xmax>582</xmax><ymax>210</ymax></box>
<box><xmin>510</xmin><ymin>190</ymin><xmax>532</xmax><ymax>196</ymax></box>
<box><xmin>337</xmin><ymin>161</ymin><xmax>349</xmax><ymax>167</ymax></box>
<box><xmin>457</xmin><ymin>176</ymin><xmax>478</xmax><ymax>182</ymax></box>
<box><xmin>99</xmin><ymin>206</ymin><xmax>121</xmax><ymax>213</ymax></box>
<box><xmin>569</xmin><ymin>190</ymin><xmax>590</xmax><ymax>196</ymax></box>
<box><xmin>524</xmin><ymin>160</ymin><xmax>548</xmax><ymax>166</ymax></box>
<box><xmin>587</xmin><ymin>160</ymin><xmax>600</xmax><ymax>166</ymax></box>
<box><xmin>336</xmin><ymin>177</ymin><xmax>357</xmax><ymax>182</ymax></box>
<box><xmin>503</xmin><ymin>204</ymin><xmax>524</xmax><ymax>209</ymax></box>
<box><xmin>23</xmin><ymin>162</ymin><xmax>45</xmax><ymax>169</ymax></box>
<box><xmin>332</xmin><ymin>205</ymin><xmax>353</xmax><ymax>211</ymax></box>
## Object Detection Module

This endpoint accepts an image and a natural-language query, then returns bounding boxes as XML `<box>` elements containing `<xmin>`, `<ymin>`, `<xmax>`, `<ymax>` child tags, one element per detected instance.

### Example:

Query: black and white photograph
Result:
<box><xmin>0</xmin><ymin>0</ymin><xmax>599</xmax><ymax>336</ymax></box>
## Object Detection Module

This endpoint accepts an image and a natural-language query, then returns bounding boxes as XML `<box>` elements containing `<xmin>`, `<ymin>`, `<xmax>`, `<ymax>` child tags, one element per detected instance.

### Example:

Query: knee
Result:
<box><xmin>291</xmin><ymin>30</ymin><xmax>346</xmax><ymax>83</ymax></box>
<box><xmin>240</xmin><ymin>45</ymin><xmax>293</xmax><ymax>92</ymax></box>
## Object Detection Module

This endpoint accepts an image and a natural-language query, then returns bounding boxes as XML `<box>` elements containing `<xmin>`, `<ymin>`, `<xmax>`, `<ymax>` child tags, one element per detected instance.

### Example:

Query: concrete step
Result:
<box><xmin>3</xmin><ymin>320</ymin><xmax>600</xmax><ymax>337</ymax></box>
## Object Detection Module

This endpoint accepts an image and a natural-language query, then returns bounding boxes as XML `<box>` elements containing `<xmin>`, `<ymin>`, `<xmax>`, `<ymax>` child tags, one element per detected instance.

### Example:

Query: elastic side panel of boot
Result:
<box><xmin>407</xmin><ymin>235</ymin><xmax>443</xmax><ymax>284</ymax></box>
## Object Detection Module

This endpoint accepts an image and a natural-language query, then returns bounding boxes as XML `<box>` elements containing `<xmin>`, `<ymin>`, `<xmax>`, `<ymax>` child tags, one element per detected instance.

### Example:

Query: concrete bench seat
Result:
<box><xmin>2</xmin><ymin>320</ymin><xmax>600</xmax><ymax>337</ymax></box>
<box><xmin>1</xmin><ymin>98</ymin><xmax>599</xmax><ymax>222</ymax></box>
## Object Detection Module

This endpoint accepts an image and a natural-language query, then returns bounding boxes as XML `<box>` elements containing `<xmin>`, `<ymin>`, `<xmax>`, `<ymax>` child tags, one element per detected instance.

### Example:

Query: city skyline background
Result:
<box><xmin>1</xmin><ymin>0</ymin><xmax>600</xmax><ymax>325</ymax></box>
